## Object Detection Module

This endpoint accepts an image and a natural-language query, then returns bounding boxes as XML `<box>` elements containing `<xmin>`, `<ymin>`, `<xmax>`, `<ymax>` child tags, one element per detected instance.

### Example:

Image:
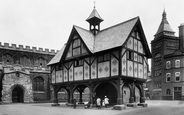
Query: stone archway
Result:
<box><xmin>95</xmin><ymin>82</ymin><xmax>117</xmax><ymax>105</ymax></box>
<box><xmin>12</xmin><ymin>85</ymin><xmax>24</xmax><ymax>103</ymax></box>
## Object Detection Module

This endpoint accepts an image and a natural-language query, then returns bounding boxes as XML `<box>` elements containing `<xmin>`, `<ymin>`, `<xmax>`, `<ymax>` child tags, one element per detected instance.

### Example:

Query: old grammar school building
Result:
<box><xmin>48</xmin><ymin>7</ymin><xmax>151</xmax><ymax>107</ymax></box>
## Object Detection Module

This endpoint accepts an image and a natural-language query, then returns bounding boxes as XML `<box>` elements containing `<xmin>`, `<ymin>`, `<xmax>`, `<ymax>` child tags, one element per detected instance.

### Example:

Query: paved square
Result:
<box><xmin>1</xmin><ymin>100</ymin><xmax>184</xmax><ymax>115</ymax></box>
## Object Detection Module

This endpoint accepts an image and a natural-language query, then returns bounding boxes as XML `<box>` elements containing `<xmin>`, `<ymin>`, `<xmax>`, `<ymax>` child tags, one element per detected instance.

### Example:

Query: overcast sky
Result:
<box><xmin>0</xmin><ymin>0</ymin><xmax>183</xmax><ymax>68</ymax></box>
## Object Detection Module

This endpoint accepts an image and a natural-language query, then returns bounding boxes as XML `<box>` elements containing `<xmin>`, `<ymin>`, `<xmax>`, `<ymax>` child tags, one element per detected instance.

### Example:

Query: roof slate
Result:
<box><xmin>86</xmin><ymin>8</ymin><xmax>103</xmax><ymax>22</ymax></box>
<box><xmin>47</xmin><ymin>44</ymin><xmax>66</xmax><ymax>65</ymax></box>
<box><xmin>74</xmin><ymin>25</ymin><xmax>95</xmax><ymax>52</ymax></box>
<box><xmin>94</xmin><ymin>17</ymin><xmax>138</xmax><ymax>52</ymax></box>
<box><xmin>155</xmin><ymin>10</ymin><xmax>175</xmax><ymax>36</ymax></box>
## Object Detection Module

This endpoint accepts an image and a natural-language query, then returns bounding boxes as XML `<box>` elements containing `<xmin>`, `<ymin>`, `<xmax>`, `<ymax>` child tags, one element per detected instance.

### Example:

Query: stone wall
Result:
<box><xmin>2</xmin><ymin>70</ymin><xmax>33</xmax><ymax>103</ymax></box>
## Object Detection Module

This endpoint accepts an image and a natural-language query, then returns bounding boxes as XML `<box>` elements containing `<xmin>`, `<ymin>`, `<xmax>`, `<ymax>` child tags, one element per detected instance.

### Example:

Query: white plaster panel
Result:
<box><xmin>134</xmin><ymin>62</ymin><xmax>138</xmax><ymax>78</ymax></box>
<box><xmin>56</xmin><ymin>70</ymin><xmax>63</xmax><ymax>83</ymax></box>
<box><xmin>121</xmin><ymin>53</ymin><xmax>127</xmax><ymax>76</ymax></box>
<box><xmin>138</xmin><ymin>63</ymin><xmax>143</xmax><ymax>79</ymax></box>
<box><xmin>127</xmin><ymin>37</ymin><xmax>133</xmax><ymax>50</ymax></box>
<box><xmin>74</xmin><ymin>66</ymin><xmax>83</xmax><ymax>81</ymax></box>
<box><xmin>127</xmin><ymin>60</ymin><xmax>133</xmax><ymax>77</ymax></box>
<box><xmin>69</xmin><ymin>64</ymin><xmax>74</xmax><ymax>81</ymax></box>
<box><xmin>143</xmin><ymin>60</ymin><xmax>147</xmax><ymax>79</ymax></box>
<box><xmin>98</xmin><ymin>61</ymin><xmax>110</xmax><ymax>78</ymax></box>
<box><xmin>51</xmin><ymin>69</ymin><xmax>55</xmax><ymax>83</ymax></box>
<box><xmin>111</xmin><ymin>56</ymin><xmax>119</xmax><ymax>76</ymax></box>
<box><xmin>138</xmin><ymin>41</ymin><xmax>143</xmax><ymax>54</ymax></box>
<box><xmin>91</xmin><ymin>59</ymin><xmax>97</xmax><ymax>79</ymax></box>
<box><xmin>84</xmin><ymin>62</ymin><xmax>90</xmax><ymax>80</ymax></box>
<box><xmin>63</xmin><ymin>67</ymin><xmax>68</xmax><ymax>82</ymax></box>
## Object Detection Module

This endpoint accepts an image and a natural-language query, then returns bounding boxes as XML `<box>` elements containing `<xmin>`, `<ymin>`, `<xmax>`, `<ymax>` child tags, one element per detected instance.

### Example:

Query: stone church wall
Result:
<box><xmin>2</xmin><ymin>68</ymin><xmax>33</xmax><ymax>103</ymax></box>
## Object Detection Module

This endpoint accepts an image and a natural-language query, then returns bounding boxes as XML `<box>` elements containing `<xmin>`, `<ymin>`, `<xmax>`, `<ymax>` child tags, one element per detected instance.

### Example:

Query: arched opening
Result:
<box><xmin>12</xmin><ymin>86</ymin><xmax>24</xmax><ymax>103</ymax></box>
<box><xmin>95</xmin><ymin>82</ymin><xmax>117</xmax><ymax>105</ymax></box>
<box><xmin>72</xmin><ymin>85</ymin><xmax>90</xmax><ymax>104</ymax></box>
<box><xmin>57</xmin><ymin>87</ymin><xmax>68</xmax><ymax>102</ymax></box>
<box><xmin>122</xmin><ymin>84</ymin><xmax>130</xmax><ymax>104</ymax></box>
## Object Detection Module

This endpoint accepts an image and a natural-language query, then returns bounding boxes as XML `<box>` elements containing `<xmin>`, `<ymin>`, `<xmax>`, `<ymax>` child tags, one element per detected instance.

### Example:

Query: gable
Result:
<box><xmin>125</xmin><ymin>22</ymin><xmax>151</xmax><ymax>58</ymax></box>
<box><xmin>126</xmin><ymin>29</ymin><xmax>144</xmax><ymax>54</ymax></box>
<box><xmin>65</xmin><ymin>31</ymin><xmax>90</xmax><ymax>59</ymax></box>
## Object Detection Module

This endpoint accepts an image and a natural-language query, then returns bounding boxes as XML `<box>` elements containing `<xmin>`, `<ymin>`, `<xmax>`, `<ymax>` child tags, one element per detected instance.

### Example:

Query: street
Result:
<box><xmin>0</xmin><ymin>100</ymin><xmax>184</xmax><ymax>115</ymax></box>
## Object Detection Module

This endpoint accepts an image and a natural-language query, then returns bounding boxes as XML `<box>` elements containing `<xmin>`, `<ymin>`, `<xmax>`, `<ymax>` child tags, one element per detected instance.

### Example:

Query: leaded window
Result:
<box><xmin>33</xmin><ymin>77</ymin><xmax>44</xmax><ymax>91</ymax></box>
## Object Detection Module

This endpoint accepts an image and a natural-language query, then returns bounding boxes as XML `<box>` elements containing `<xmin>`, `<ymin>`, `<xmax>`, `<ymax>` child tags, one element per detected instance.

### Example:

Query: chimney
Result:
<box><xmin>179</xmin><ymin>23</ymin><xmax>184</xmax><ymax>51</ymax></box>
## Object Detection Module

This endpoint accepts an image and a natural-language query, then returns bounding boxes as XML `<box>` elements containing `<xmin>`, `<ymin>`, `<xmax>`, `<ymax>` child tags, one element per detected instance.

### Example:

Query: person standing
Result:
<box><xmin>73</xmin><ymin>97</ymin><xmax>77</xmax><ymax>109</ymax></box>
<box><xmin>104</xmin><ymin>96</ymin><xmax>109</xmax><ymax>108</ymax></box>
<box><xmin>96</xmin><ymin>97</ymin><xmax>101</xmax><ymax>109</ymax></box>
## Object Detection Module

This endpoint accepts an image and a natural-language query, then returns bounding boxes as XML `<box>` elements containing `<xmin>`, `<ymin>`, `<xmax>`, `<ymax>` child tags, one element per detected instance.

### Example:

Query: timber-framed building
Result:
<box><xmin>48</xmin><ymin>7</ymin><xmax>151</xmax><ymax>107</ymax></box>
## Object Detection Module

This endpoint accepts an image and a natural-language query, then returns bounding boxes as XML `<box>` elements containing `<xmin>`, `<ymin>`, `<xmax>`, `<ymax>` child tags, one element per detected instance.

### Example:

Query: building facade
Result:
<box><xmin>151</xmin><ymin>10</ymin><xmax>184</xmax><ymax>100</ymax></box>
<box><xmin>0</xmin><ymin>43</ymin><xmax>56</xmax><ymax>103</ymax></box>
<box><xmin>48</xmin><ymin>8</ymin><xmax>151</xmax><ymax>106</ymax></box>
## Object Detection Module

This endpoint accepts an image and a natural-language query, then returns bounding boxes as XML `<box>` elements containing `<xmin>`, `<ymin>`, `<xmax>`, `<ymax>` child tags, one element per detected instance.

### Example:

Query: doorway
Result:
<box><xmin>12</xmin><ymin>86</ymin><xmax>24</xmax><ymax>103</ymax></box>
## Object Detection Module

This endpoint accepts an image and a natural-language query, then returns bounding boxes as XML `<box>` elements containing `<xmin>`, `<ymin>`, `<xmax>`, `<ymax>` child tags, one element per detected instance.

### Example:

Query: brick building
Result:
<box><xmin>0</xmin><ymin>43</ymin><xmax>56</xmax><ymax>103</ymax></box>
<box><xmin>151</xmin><ymin>10</ymin><xmax>184</xmax><ymax>100</ymax></box>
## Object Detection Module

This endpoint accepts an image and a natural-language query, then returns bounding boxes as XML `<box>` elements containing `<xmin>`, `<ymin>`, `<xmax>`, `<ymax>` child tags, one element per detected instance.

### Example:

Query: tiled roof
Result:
<box><xmin>48</xmin><ymin>17</ymin><xmax>146</xmax><ymax>65</ymax></box>
<box><xmin>94</xmin><ymin>17</ymin><xmax>138</xmax><ymax>52</ymax></box>
<box><xmin>47</xmin><ymin>44</ymin><xmax>66</xmax><ymax>65</ymax></box>
<box><xmin>155</xmin><ymin>10</ymin><xmax>175</xmax><ymax>37</ymax></box>
<box><xmin>86</xmin><ymin>8</ymin><xmax>103</xmax><ymax>22</ymax></box>
<box><xmin>74</xmin><ymin>25</ymin><xmax>95</xmax><ymax>52</ymax></box>
<box><xmin>76</xmin><ymin>17</ymin><xmax>138</xmax><ymax>53</ymax></box>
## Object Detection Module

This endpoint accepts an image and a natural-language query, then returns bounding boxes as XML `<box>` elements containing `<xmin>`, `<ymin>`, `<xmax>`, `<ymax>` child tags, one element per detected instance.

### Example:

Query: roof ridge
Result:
<box><xmin>98</xmin><ymin>16</ymin><xmax>139</xmax><ymax>33</ymax></box>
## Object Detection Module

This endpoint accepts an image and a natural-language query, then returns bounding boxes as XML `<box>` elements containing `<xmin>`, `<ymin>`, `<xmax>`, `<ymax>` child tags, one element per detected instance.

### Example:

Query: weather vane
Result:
<box><xmin>94</xmin><ymin>0</ymin><xmax>96</xmax><ymax>8</ymax></box>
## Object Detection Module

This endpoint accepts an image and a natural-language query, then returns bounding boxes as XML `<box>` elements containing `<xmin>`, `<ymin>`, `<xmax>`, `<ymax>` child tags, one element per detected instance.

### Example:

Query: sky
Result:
<box><xmin>0</xmin><ymin>0</ymin><xmax>184</xmax><ymax>69</ymax></box>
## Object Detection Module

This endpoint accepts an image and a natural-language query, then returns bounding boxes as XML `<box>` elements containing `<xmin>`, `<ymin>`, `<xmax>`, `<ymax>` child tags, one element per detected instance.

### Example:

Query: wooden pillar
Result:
<box><xmin>117</xmin><ymin>78</ymin><xmax>123</xmax><ymax>105</ymax></box>
<box><xmin>140</xmin><ymin>84</ymin><xmax>146</xmax><ymax>103</ymax></box>
<box><xmin>79</xmin><ymin>91</ymin><xmax>83</xmax><ymax>103</ymax></box>
<box><xmin>69</xmin><ymin>85</ymin><xmax>73</xmax><ymax>103</ymax></box>
<box><xmin>129</xmin><ymin>83</ymin><xmax>135</xmax><ymax>103</ymax></box>
<box><xmin>52</xmin><ymin>85</ymin><xmax>60</xmax><ymax>106</ymax></box>
<box><xmin>89</xmin><ymin>84</ymin><xmax>95</xmax><ymax>105</ymax></box>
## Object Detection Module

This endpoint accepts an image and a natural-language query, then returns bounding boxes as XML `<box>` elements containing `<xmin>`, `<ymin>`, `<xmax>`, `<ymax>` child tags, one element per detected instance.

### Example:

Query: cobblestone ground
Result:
<box><xmin>1</xmin><ymin>100</ymin><xmax>184</xmax><ymax>115</ymax></box>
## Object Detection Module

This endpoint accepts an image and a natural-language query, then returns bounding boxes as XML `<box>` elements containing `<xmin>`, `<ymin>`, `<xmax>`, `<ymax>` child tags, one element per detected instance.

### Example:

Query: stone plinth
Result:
<box><xmin>127</xmin><ymin>103</ymin><xmax>137</xmax><ymax>108</ymax></box>
<box><xmin>137</xmin><ymin>103</ymin><xmax>148</xmax><ymax>107</ymax></box>
<box><xmin>113</xmin><ymin>105</ymin><xmax>126</xmax><ymax>110</ymax></box>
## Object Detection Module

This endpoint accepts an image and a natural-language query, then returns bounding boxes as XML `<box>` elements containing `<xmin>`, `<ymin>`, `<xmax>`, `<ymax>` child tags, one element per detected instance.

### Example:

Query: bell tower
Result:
<box><xmin>86</xmin><ymin>6</ymin><xmax>103</xmax><ymax>36</ymax></box>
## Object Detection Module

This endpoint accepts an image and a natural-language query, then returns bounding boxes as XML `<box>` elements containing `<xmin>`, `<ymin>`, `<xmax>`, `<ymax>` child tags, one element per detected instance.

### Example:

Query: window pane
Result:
<box><xmin>73</xmin><ymin>48</ymin><xmax>80</xmax><ymax>56</ymax></box>
<box><xmin>73</xmin><ymin>39</ymin><xmax>80</xmax><ymax>48</ymax></box>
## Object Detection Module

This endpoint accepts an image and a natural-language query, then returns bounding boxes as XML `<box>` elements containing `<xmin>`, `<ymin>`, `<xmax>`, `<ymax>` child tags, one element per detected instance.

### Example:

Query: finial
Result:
<box><xmin>162</xmin><ymin>9</ymin><xmax>166</xmax><ymax>19</ymax></box>
<box><xmin>94</xmin><ymin>0</ymin><xmax>96</xmax><ymax>9</ymax></box>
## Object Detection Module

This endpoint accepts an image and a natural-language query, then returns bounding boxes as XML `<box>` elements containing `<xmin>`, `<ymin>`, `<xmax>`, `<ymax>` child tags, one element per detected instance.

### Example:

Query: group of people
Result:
<box><xmin>96</xmin><ymin>96</ymin><xmax>109</xmax><ymax>109</ymax></box>
<box><xmin>72</xmin><ymin>96</ymin><xmax>109</xmax><ymax>109</ymax></box>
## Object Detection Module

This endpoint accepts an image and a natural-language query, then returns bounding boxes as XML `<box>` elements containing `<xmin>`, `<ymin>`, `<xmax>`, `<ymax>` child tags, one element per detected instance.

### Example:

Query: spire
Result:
<box><xmin>86</xmin><ymin>6</ymin><xmax>103</xmax><ymax>36</ymax></box>
<box><xmin>155</xmin><ymin>10</ymin><xmax>175</xmax><ymax>39</ymax></box>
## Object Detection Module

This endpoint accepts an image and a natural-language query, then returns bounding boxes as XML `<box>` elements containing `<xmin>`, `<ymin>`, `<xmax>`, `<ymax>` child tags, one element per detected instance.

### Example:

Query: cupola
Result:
<box><xmin>86</xmin><ymin>7</ymin><xmax>103</xmax><ymax>36</ymax></box>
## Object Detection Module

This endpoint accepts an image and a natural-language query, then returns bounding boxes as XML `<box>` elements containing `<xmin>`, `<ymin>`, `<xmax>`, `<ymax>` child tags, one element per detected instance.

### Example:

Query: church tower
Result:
<box><xmin>151</xmin><ymin>10</ymin><xmax>179</xmax><ymax>100</ymax></box>
<box><xmin>86</xmin><ymin>7</ymin><xmax>103</xmax><ymax>36</ymax></box>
